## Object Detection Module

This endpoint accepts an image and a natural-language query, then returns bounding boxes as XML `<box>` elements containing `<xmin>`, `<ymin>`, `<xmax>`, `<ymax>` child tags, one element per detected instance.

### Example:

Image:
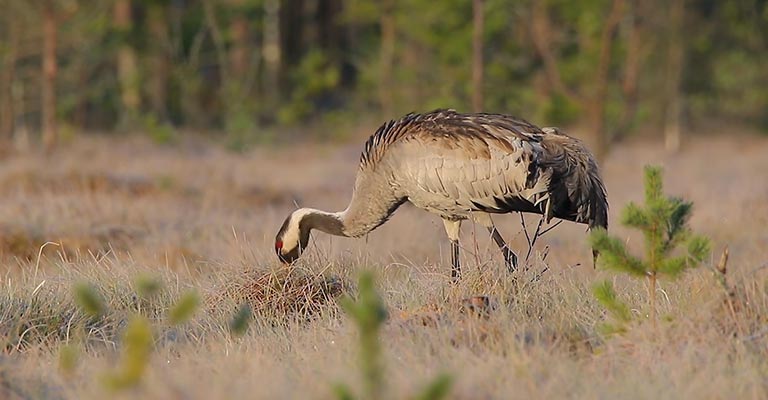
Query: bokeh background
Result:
<box><xmin>1</xmin><ymin>0</ymin><xmax>767</xmax><ymax>155</ymax></box>
<box><xmin>2</xmin><ymin>2</ymin><xmax>768</xmax><ymax>399</ymax></box>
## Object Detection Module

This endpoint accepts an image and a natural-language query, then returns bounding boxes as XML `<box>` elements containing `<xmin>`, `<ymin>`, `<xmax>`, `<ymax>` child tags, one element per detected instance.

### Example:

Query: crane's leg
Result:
<box><xmin>473</xmin><ymin>213</ymin><xmax>519</xmax><ymax>273</ymax></box>
<box><xmin>488</xmin><ymin>226</ymin><xmax>519</xmax><ymax>273</ymax></box>
<box><xmin>442</xmin><ymin>219</ymin><xmax>462</xmax><ymax>281</ymax></box>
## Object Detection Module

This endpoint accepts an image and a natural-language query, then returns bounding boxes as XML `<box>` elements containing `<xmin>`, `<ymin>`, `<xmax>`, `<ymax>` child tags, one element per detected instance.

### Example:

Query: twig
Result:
<box><xmin>33</xmin><ymin>241</ymin><xmax>59</xmax><ymax>282</ymax></box>
<box><xmin>520</xmin><ymin>213</ymin><xmax>531</xmax><ymax>249</ymax></box>
<box><xmin>538</xmin><ymin>220</ymin><xmax>563</xmax><ymax>237</ymax></box>
<box><xmin>525</xmin><ymin>217</ymin><xmax>544</xmax><ymax>262</ymax></box>
<box><xmin>530</xmin><ymin>265</ymin><xmax>549</xmax><ymax>283</ymax></box>
<box><xmin>528</xmin><ymin>246</ymin><xmax>551</xmax><ymax>283</ymax></box>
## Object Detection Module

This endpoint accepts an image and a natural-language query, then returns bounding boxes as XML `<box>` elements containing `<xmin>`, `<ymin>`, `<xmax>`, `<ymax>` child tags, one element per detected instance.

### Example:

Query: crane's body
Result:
<box><xmin>275</xmin><ymin>109</ymin><xmax>608</xmax><ymax>278</ymax></box>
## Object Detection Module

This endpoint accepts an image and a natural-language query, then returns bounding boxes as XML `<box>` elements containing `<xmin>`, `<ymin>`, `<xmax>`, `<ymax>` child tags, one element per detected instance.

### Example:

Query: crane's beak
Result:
<box><xmin>277</xmin><ymin>248</ymin><xmax>299</xmax><ymax>264</ymax></box>
<box><xmin>592</xmin><ymin>248</ymin><xmax>600</xmax><ymax>269</ymax></box>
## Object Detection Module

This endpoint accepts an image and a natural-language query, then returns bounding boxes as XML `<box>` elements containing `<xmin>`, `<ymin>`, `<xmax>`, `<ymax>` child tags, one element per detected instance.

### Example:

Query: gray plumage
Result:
<box><xmin>275</xmin><ymin>109</ymin><xmax>608</xmax><ymax>277</ymax></box>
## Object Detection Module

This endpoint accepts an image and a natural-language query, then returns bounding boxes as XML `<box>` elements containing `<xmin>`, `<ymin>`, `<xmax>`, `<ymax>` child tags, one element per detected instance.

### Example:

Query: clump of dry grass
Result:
<box><xmin>208</xmin><ymin>265</ymin><xmax>349</xmax><ymax>321</ymax></box>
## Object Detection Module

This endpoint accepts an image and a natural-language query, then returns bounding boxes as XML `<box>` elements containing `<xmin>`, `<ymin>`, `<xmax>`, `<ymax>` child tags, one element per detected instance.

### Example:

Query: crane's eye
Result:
<box><xmin>275</xmin><ymin>240</ymin><xmax>283</xmax><ymax>252</ymax></box>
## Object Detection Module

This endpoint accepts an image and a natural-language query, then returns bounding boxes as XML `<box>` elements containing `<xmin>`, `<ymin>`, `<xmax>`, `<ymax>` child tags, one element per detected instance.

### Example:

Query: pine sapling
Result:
<box><xmin>590</xmin><ymin>165</ymin><xmax>710</xmax><ymax>326</ymax></box>
<box><xmin>335</xmin><ymin>271</ymin><xmax>452</xmax><ymax>400</ymax></box>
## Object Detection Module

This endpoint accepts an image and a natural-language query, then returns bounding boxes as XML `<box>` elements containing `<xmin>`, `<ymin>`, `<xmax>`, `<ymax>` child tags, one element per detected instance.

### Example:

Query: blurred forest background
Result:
<box><xmin>0</xmin><ymin>0</ymin><xmax>766</xmax><ymax>156</ymax></box>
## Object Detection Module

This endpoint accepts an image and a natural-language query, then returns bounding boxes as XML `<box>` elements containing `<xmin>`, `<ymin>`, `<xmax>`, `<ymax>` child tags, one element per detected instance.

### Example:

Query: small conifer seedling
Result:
<box><xmin>334</xmin><ymin>271</ymin><xmax>452</xmax><ymax>400</ymax></box>
<box><xmin>590</xmin><ymin>165</ymin><xmax>710</xmax><ymax>326</ymax></box>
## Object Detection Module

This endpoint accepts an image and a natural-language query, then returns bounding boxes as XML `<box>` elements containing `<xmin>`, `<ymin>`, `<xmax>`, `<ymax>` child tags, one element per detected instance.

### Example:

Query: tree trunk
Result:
<box><xmin>114</xmin><ymin>0</ymin><xmax>140</xmax><ymax>126</ymax></box>
<box><xmin>316</xmin><ymin>0</ymin><xmax>341</xmax><ymax>52</ymax></box>
<box><xmin>379</xmin><ymin>0</ymin><xmax>395</xmax><ymax>117</ymax></box>
<box><xmin>583</xmin><ymin>0</ymin><xmax>624</xmax><ymax>160</ymax></box>
<box><xmin>0</xmin><ymin>18</ymin><xmax>18</xmax><ymax>151</ymax></box>
<box><xmin>147</xmin><ymin>3</ymin><xmax>169</xmax><ymax>120</ymax></box>
<box><xmin>529</xmin><ymin>1</ymin><xmax>580</xmax><ymax>101</ymax></box>
<box><xmin>531</xmin><ymin>0</ymin><xmax>624</xmax><ymax>160</ymax></box>
<box><xmin>41</xmin><ymin>2</ymin><xmax>58</xmax><ymax>152</ymax></box>
<box><xmin>586</xmin><ymin>101</ymin><xmax>608</xmax><ymax>160</ymax></box>
<box><xmin>229</xmin><ymin>0</ymin><xmax>250</xmax><ymax>79</ymax></box>
<box><xmin>648</xmin><ymin>272</ymin><xmax>657</xmax><ymax>329</ymax></box>
<box><xmin>471</xmin><ymin>0</ymin><xmax>484</xmax><ymax>112</ymax></box>
<box><xmin>262</xmin><ymin>0</ymin><xmax>281</xmax><ymax>105</ymax></box>
<box><xmin>663</xmin><ymin>0</ymin><xmax>684</xmax><ymax>153</ymax></box>
<box><xmin>616</xmin><ymin>0</ymin><xmax>643</xmax><ymax>137</ymax></box>
<box><xmin>278</xmin><ymin>0</ymin><xmax>305</xmax><ymax>91</ymax></box>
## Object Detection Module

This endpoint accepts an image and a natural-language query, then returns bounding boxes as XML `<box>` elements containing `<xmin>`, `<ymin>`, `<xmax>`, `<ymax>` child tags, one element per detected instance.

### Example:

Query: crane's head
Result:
<box><xmin>274</xmin><ymin>209</ymin><xmax>312</xmax><ymax>264</ymax></box>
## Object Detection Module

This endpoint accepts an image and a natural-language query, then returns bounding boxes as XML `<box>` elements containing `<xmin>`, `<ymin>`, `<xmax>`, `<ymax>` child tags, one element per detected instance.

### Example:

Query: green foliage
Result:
<box><xmin>229</xmin><ymin>304</ymin><xmax>252</xmax><ymax>337</ymax></box>
<box><xmin>335</xmin><ymin>271</ymin><xmax>451</xmax><ymax>400</ymax></box>
<box><xmin>543</xmin><ymin>94</ymin><xmax>581</xmax><ymax>125</ymax></box>
<box><xmin>103</xmin><ymin>315</ymin><xmax>153</xmax><ymax>391</ymax></box>
<box><xmin>590</xmin><ymin>165</ymin><xmax>711</xmax><ymax>326</ymax></box>
<box><xmin>593</xmin><ymin>280</ymin><xmax>631</xmax><ymax>323</ymax></box>
<box><xmin>278</xmin><ymin>50</ymin><xmax>341</xmax><ymax>125</ymax></box>
<box><xmin>134</xmin><ymin>274</ymin><xmax>163</xmax><ymax>300</ymax></box>
<box><xmin>6</xmin><ymin>0</ymin><xmax>768</xmax><ymax>139</ymax></box>
<box><xmin>338</xmin><ymin>271</ymin><xmax>387</xmax><ymax>400</ymax></box>
<box><xmin>68</xmin><ymin>276</ymin><xmax>204</xmax><ymax>391</ymax></box>
<box><xmin>142</xmin><ymin>114</ymin><xmax>177</xmax><ymax>145</ymax></box>
<box><xmin>593</xmin><ymin>165</ymin><xmax>711</xmax><ymax>277</ymax></box>
<box><xmin>73</xmin><ymin>283</ymin><xmax>105</xmax><ymax>318</ymax></box>
<box><xmin>589</xmin><ymin>230</ymin><xmax>647</xmax><ymax>277</ymax></box>
<box><xmin>58</xmin><ymin>344</ymin><xmax>79</xmax><ymax>376</ymax></box>
<box><xmin>167</xmin><ymin>291</ymin><xmax>200</xmax><ymax>325</ymax></box>
<box><xmin>593</xmin><ymin>280</ymin><xmax>631</xmax><ymax>334</ymax></box>
<box><xmin>413</xmin><ymin>374</ymin><xmax>453</xmax><ymax>400</ymax></box>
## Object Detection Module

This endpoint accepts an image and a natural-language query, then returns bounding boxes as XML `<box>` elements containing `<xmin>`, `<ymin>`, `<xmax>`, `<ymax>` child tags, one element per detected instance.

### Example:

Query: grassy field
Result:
<box><xmin>1</xmin><ymin>132</ymin><xmax>768</xmax><ymax>399</ymax></box>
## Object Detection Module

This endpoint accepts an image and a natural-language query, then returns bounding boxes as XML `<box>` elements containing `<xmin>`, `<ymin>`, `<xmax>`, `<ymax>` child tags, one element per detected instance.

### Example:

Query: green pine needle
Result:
<box><xmin>597</xmin><ymin>322</ymin><xmax>628</xmax><ymax>336</ymax></box>
<box><xmin>620</xmin><ymin>202</ymin><xmax>651</xmax><ymax>229</ymax></box>
<box><xmin>229</xmin><ymin>303</ymin><xmax>252</xmax><ymax>337</ymax></box>
<box><xmin>333</xmin><ymin>383</ymin><xmax>356</xmax><ymax>400</ymax></box>
<box><xmin>103</xmin><ymin>315</ymin><xmax>153</xmax><ymax>391</ymax></box>
<box><xmin>336</xmin><ymin>271</ymin><xmax>451</xmax><ymax>400</ymax></box>
<box><xmin>73</xmin><ymin>282</ymin><xmax>106</xmax><ymax>318</ymax></box>
<box><xmin>134</xmin><ymin>274</ymin><xmax>163</xmax><ymax>300</ymax></box>
<box><xmin>593</xmin><ymin>280</ymin><xmax>631</xmax><ymax>322</ymax></box>
<box><xmin>167</xmin><ymin>291</ymin><xmax>200</xmax><ymax>325</ymax></box>
<box><xmin>589</xmin><ymin>229</ymin><xmax>647</xmax><ymax>277</ymax></box>
<box><xmin>643</xmin><ymin>165</ymin><xmax>664</xmax><ymax>203</ymax></box>
<box><xmin>413</xmin><ymin>374</ymin><xmax>453</xmax><ymax>400</ymax></box>
<box><xmin>58</xmin><ymin>344</ymin><xmax>79</xmax><ymax>376</ymax></box>
<box><xmin>657</xmin><ymin>256</ymin><xmax>687</xmax><ymax>277</ymax></box>
<box><xmin>341</xmin><ymin>271</ymin><xmax>387</xmax><ymax>400</ymax></box>
<box><xmin>687</xmin><ymin>235</ymin><xmax>711</xmax><ymax>264</ymax></box>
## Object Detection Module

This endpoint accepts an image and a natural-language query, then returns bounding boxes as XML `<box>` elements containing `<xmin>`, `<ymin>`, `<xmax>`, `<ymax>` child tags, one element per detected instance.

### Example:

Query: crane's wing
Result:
<box><xmin>379</xmin><ymin>111</ymin><xmax>607</xmax><ymax>229</ymax></box>
<box><xmin>382</xmin><ymin>111</ymin><xmax>554</xmax><ymax>217</ymax></box>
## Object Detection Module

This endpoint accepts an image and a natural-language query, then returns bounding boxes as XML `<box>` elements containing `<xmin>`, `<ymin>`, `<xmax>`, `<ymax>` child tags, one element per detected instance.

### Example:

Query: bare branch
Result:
<box><xmin>201</xmin><ymin>0</ymin><xmax>229</xmax><ymax>77</ymax></box>
<box><xmin>594</xmin><ymin>0</ymin><xmax>626</xmax><ymax>101</ymax></box>
<box><xmin>529</xmin><ymin>1</ymin><xmax>582</xmax><ymax>102</ymax></box>
<box><xmin>520</xmin><ymin>213</ymin><xmax>532</xmax><ymax>249</ymax></box>
<box><xmin>525</xmin><ymin>217</ymin><xmax>544</xmax><ymax>262</ymax></box>
<box><xmin>539</xmin><ymin>220</ymin><xmax>564</xmax><ymax>237</ymax></box>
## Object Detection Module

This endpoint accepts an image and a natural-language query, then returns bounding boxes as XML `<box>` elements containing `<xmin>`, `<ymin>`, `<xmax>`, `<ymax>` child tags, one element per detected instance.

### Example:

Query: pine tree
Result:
<box><xmin>590</xmin><ymin>165</ymin><xmax>710</xmax><ymax>327</ymax></box>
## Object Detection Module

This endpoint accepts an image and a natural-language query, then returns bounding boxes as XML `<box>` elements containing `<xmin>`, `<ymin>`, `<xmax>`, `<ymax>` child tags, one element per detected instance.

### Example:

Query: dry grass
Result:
<box><xmin>1</xmin><ymin>133</ymin><xmax>768</xmax><ymax>399</ymax></box>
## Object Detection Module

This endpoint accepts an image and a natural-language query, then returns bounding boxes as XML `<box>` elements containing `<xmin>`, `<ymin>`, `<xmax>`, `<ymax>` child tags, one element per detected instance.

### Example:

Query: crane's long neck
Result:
<box><xmin>302</xmin><ymin>176</ymin><xmax>405</xmax><ymax>239</ymax></box>
<box><xmin>300</xmin><ymin>209</ymin><xmax>347</xmax><ymax>237</ymax></box>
